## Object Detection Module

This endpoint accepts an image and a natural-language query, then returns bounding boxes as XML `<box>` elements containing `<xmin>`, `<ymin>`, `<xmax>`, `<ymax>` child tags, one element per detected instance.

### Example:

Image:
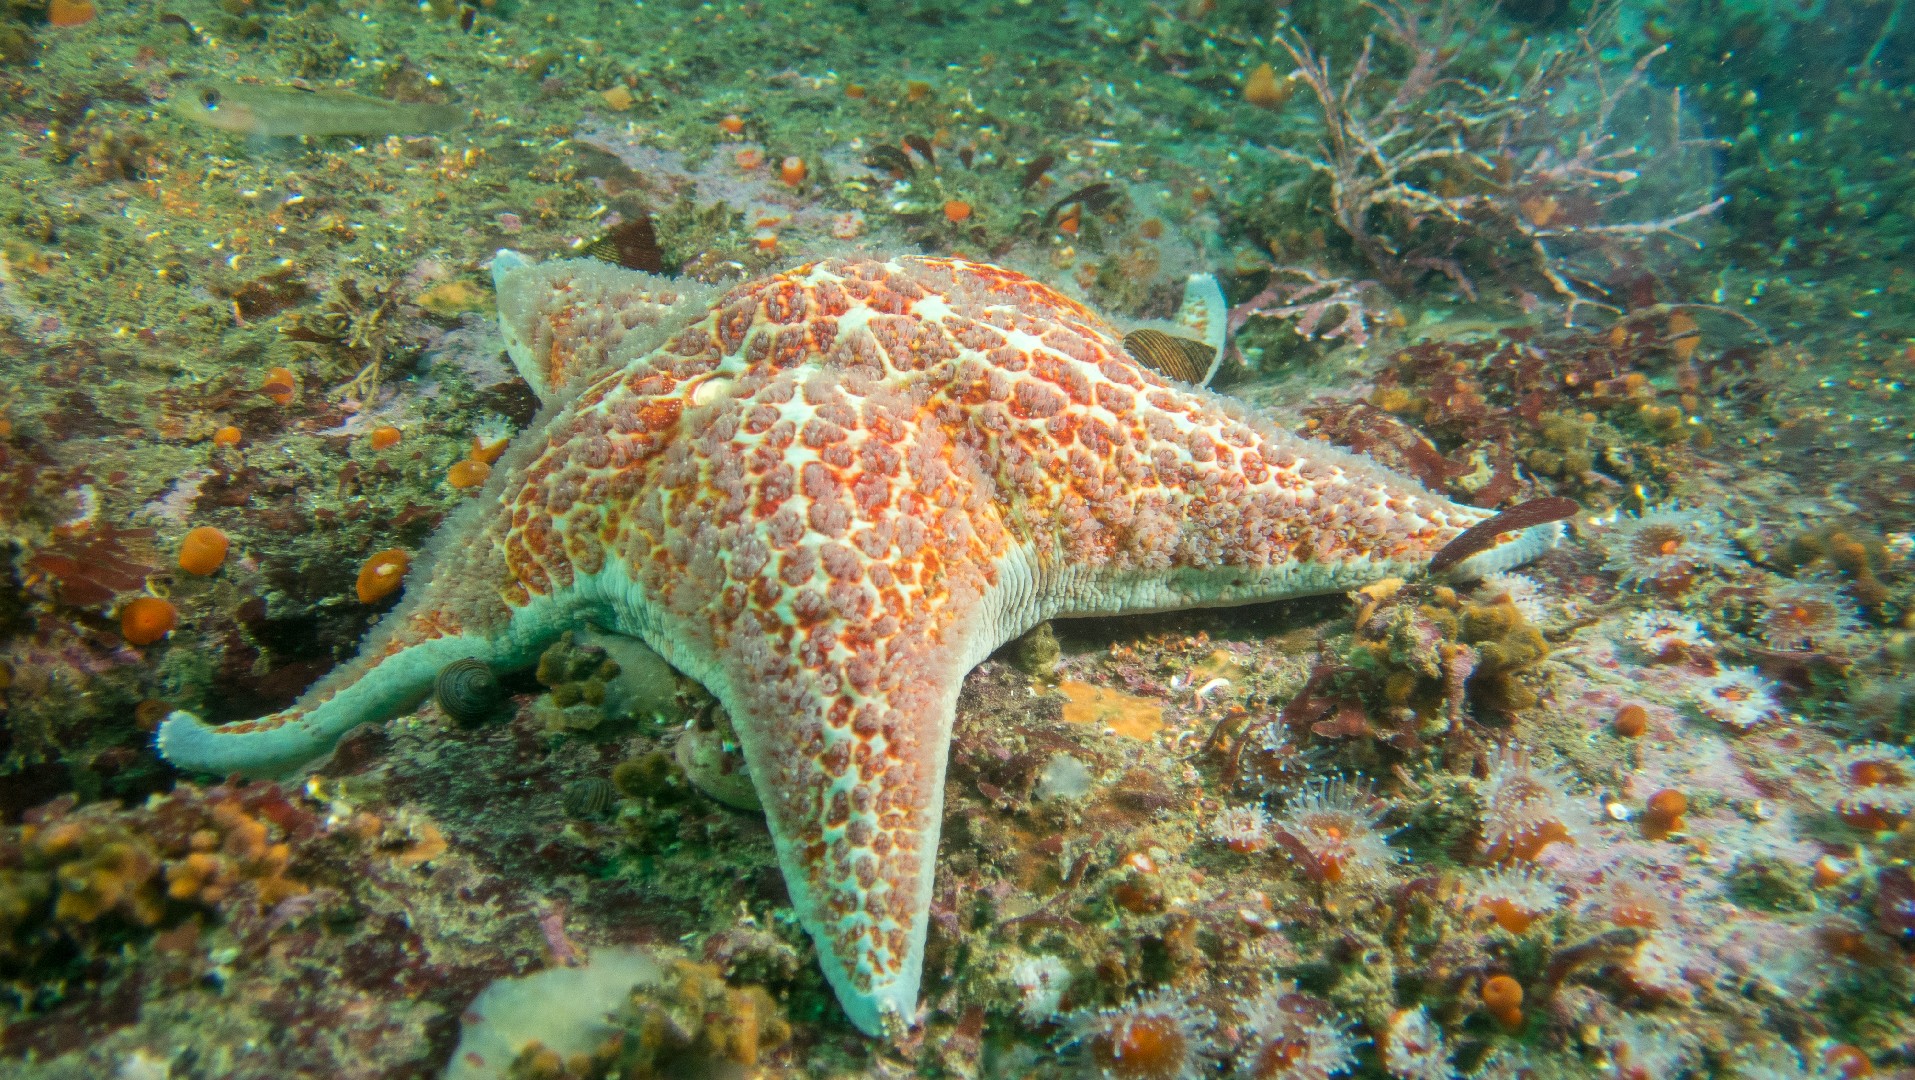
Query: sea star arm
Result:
<box><xmin>156</xmin><ymin>512</ymin><xmax>565</xmax><ymax>777</ymax></box>
<box><xmin>694</xmin><ymin>575</ymin><xmax>982</xmax><ymax>1038</ymax></box>
<box><xmin>491</xmin><ymin>248</ymin><xmax>715</xmax><ymax>400</ymax></box>
<box><xmin>156</xmin><ymin>255</ymin><xmax>706</xmax><ymax>777</ymax></box>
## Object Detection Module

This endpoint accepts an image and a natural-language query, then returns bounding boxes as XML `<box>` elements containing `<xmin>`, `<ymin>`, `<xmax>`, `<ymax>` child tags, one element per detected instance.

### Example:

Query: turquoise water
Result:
<box><xmin>1</xmin><ymin>0</ymin><xmax>1912</xmax><ymax>1076</ymax></box>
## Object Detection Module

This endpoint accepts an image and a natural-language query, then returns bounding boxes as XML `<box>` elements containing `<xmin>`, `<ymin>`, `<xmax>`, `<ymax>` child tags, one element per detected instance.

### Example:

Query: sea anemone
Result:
<box><xmin>1465</xmin><ymin>867</ymin><xmax>1564</xmax><ymax>933</ymax></box>
<box><xmin>355</xmin><ymin>547</ymin><xmax>411</xmax><ymax>604</ymax></box>
<box><xmin>1270</xmin><ymin>778</ymin><xmax>1399</xmax><ymax>885</ymax></box>
<box><xmin>1229</xmin><ymin>981</ymin><xmax>1360</xmax><ymax>1080</ymax></box>
<box><xmin>1379</xmin><ymin>1007</ymin><xmax>1450</xmax><ymax>1080</ymax></box>
<box><xmin>1732</xmin><ymin>1048</ymin><xmax>1848</xmax><ymax>1080</ymax></box>
<box><xmin>1823</xmin><ymin>741</ymin><xmax>1915</xmax><ymax>830</ymax></box>
<box><xmin>1009</xmin><ymin>953</ymin><xmax>1072</xmax><ymax>1023</ymax></box>
<box><xmin>1210</xmin><ymin>804</ymin><xmax>1274</xmax><ymax>853</ymax></box>
<box><xmin>1235</xmin><ymin>718</ymin><xmax>1307</xmax><ymax>792</ymax></box>
<box><xmin>1622</xmin><ymin>609</ymin><xmax>1713</xmax><ymax>663</ymax></box>
<box><xmin>176</xmin><ymin>525</ymin><xmax>230</xmax><ymax>576</ymax></box>
<box><xmin>1598</xmin><ymin>506</ymin><xmax>1739</xmax><ymax>594</ymax></box>
<box><xmin>1583</xmin><ymin>877</ymin><xmax>1669</xmax><ymax>930</ymax></box>
<box><xmin>1607</xmin><ymin>1017</ymin><xmax>1696</xmax><ymax>1080</ymax></box>
<box><xmin>1476</xmin><ymin>572</ymin><xmax>1550</xmax><ymax>627</ymax></box>
<box><xmin>1696</xmin><ymin>666</ymin><xmax>1783</xmax><ymax>730</ymax></box>
<box><xmin>1476</xmin><ymin>748</ymin><xmax>1590</xmax><ymax>863</ymax></box>
<box><xmin>1469</xmin><ymin>1047</ymin><xmax>1540</xmax><ymax>1080</ymax></box>
<box><xmin>1063</xmin><ymin>988</ymin><xmax>1217</xmax><ymax>1080</ymax></box>
<box><xmin>1615</xmin><ymin>931</ymin><xmax>1695</xmax><ymax>1003</ymax></box>
<box><xmin>1758</xmin><ymin>582</ymin><xmax>1862</xmax><ymax>654</ymax></box>
<box><xmin>119</xmin><ymin>596</ymin><xmax>180</xmax><ymax>647</ymax></box>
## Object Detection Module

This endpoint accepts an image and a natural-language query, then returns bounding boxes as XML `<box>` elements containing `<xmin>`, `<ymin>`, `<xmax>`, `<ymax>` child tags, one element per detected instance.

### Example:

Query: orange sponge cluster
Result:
<box><xmin>164</xmin><ymin>800</ymin><xmax>308</xmax><ymax>908</ymax></box>
<box><xmin>1</xmin><ymin>786</ymin><xmax>313</xmax><ymax>956</ymax></box>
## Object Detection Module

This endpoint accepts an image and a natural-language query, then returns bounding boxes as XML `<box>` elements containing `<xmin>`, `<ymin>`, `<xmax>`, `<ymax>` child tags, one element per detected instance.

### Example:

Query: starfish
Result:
<box><xmin>159</xmin><ymin>253</ymin><xmax>1560</xmax><ymax>1035</ymax></box>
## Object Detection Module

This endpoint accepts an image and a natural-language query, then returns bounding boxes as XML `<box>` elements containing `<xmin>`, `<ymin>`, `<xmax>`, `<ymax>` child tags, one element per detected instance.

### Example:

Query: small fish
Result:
<box><xmin>1041</xmin><ymin>181</ymin><xmax>1119</xmax><ymax>229</ymax></box>
<box><xmin>173</xmin><ymin>81</ymin><xmax>464</xmax><ymax>139</ymax></box>
<box><xmin>863</xmin><ymin>144</ymin><xmax>915</xmax><ymax>176</ymax></box>
<box><xmin>581</xmin><ymin>214</ymin><xmax>665</xmax><ymax>274</ymax></box>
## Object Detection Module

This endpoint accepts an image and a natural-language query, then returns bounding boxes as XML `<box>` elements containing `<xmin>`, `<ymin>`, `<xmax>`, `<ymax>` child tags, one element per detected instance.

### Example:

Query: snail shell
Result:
<box><xmin>435</xmin><ymin>657</ymin><xmax>502</xmax><ymax>724</ymax></box>
<box><xmin>561</xmin><ymin>777</ymin><xmax>618</xmax><ymax>819</ymax></box>
<box><xmin>1122</xmin><ymin>327</ymin><xmax>1215</xmax><ymax>384</ymax></box>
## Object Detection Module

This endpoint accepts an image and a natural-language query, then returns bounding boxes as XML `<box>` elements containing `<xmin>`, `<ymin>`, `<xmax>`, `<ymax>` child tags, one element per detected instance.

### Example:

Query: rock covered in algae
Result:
<box><xmin>532</xmin><ymin>630</ymin><xmax>686</xmax><ymax>734</ymax></box>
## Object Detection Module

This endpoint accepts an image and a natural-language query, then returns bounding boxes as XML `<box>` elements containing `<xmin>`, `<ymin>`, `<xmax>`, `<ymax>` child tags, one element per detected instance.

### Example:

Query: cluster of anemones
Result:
<box><xmin>1607</xmin><ymin>1017</ymin><xmax>1697</xmax><ymax>1080</ymax></box>
<box><xmin>1063</xmin><ymin>988</ymin><xmax>1216</xmax><ymax>1080</ymax></box>
<box><xmin>1614</xmin><ymin>932</ymin><xmax>1696</xmax><ymax>1004</ymax></box>
<box><xmin>1228</xmin><ymin>981</ymin><xmax>1361</xmax><ymax>1080</ymax></box>
<box><xmin>1731</xmin><ymin>1048</ymin><xmax>1852</xmax><ymax>1080</ymax></box>
<box><xmin>1582</xmin><ymin>877</ymin><xmax>1669</xmax><ymax>930</ymax></box>
<box><xmin>1597</xmin><ymin>506</ymin><xmax>1740</xmax><ymax>594</ymax></box>
<box><xmin>1621</xmin><ymin>609</ymin><xmax>1714</xmax><ymax>664</ymax></box>
<box><xmin>1269</xmin><ymin>777</ymin><xmax>1400</xmax><ymax>885</ymax></box>
<box><xmin>1475</xmin><ymin>748</ymin><xmax>1591</xmax><ymax>863</ymax></box>
<box><xmin>1695</xmin><ymin>665</ymin><xmax>1783</xmax><ymax>729</ymax></box>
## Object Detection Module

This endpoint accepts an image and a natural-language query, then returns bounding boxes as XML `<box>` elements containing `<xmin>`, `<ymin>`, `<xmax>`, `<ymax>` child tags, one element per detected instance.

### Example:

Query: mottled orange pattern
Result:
<box><xmin>163</xmin><ymin>255</ymin><xmax>1534</xmax><ymax>1035</ymax></box>
<box><xmin>478</xmin><ymin>257</ymin><xmax>1484</xmax><ymax>1016</ymax></box>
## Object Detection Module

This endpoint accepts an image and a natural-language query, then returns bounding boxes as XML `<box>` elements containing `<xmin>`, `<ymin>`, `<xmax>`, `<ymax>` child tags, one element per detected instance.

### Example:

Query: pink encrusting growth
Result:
<box><xmin>157</xmin><ymin>253</ymin><xmax>1561</xmax><ymax>1035</ymax></box>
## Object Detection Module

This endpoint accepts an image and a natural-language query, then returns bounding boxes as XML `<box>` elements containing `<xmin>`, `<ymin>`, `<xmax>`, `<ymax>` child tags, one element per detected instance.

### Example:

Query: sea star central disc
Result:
<box><xmin>159</xmin><ymin>253</ymin><xmax>1558</xmax><ymax>1034</ymax></box>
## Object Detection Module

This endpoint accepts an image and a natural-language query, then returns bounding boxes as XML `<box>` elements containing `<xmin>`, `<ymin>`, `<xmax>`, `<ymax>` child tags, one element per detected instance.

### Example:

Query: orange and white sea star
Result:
<box><xmin>159</xmin><ymin>253</ymin><xmax>1559</xmax><ymax>1035</ymax></box>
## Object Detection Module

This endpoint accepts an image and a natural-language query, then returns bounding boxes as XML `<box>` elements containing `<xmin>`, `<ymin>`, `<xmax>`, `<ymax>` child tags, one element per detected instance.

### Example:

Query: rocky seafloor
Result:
<box><xmin>2</xmin><ymin>0</ymin><xmax>1913</xmax><ymax>1076</ymax></box>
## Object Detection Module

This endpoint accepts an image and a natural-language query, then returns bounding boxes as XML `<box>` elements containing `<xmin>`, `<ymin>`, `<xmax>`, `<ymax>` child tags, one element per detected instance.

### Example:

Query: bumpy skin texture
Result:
<box><xmin>159</xmin><ymin>254</ymin><xmax>1555</xmax><ymax>1035</ymax></box>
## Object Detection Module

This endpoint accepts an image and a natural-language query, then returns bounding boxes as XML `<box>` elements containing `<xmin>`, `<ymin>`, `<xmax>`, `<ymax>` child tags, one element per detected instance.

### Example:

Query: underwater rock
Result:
<box><xmin>674</xmin><ymin>703</ymin><xmax>760</xmax><ymax>812</ymax></box>
<box><xmin>533</xmin><ymin>629</ymin><xmax>687</xmax><ymax>734</ymax></box>
<box><xmin>445</xmin><ymin>947</ymin><xmax>661</xmax><ymax>1080</ymax></box>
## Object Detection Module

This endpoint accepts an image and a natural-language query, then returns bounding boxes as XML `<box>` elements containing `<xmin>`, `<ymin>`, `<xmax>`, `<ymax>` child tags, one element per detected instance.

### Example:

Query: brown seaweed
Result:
<box><xmin>1041</xmin><ymin>181</ymin><xmax>1118</xmax><ymax>228</ymax></box>
<box><xmin>1018</xmin><ymin>152</ymin><xmax>1055</xmax><ymax>190</ymax></box>
<box><xmin>1428</xmin><ymin>496</ymin><xmax>1579</xmax><ymax>574</ymax></box>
